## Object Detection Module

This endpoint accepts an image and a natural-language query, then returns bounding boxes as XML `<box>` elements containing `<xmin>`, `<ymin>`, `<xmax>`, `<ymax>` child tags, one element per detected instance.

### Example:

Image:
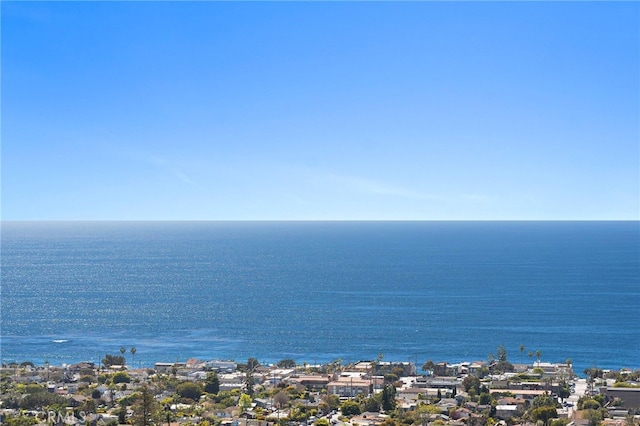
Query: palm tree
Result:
<box><xmin>565</xmin><ymin>358</ymin><xmax>573</xmax><ymax>379</ymax></box>
<box><xmin>120</xmin><ymin>347</ymin><xmax>127</xmax><ymax>366</ymax></box>
<box><xmin>519</xmin><ymin>345</ymin><xmax>525</xmax><ymax>364</ymax></box>
<box><xmin>131</xmin><ymin>347</ymin><xmax>137</xmax><ymax>368</ymax></box>
<box><xmin>535</xmin><ymin>350</ymin><xmax>541</xmax><ymax>367</ymax></box>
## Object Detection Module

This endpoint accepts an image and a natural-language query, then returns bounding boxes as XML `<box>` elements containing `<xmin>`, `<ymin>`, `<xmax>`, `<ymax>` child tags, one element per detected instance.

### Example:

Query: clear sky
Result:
<box><xmin>2</xmin><ymin>1</ymin><xmax>638</xmax><ymax>220</ymax></box>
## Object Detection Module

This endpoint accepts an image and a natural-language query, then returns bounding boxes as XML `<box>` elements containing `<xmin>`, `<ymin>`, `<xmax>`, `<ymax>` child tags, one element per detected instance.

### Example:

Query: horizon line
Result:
<box><xmin>2</xmin><ymin>219</ymin><xmax>639</xmax><ymax>223</ymax></box>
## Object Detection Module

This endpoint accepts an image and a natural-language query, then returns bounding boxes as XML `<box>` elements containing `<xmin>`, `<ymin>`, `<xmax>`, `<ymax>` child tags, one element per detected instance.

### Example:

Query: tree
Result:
<box><xmin>102</xmin><ymin>354</ymin><xmax>126</xmax><ymax>367</ymax></box>
<box><xmin>321</xmin><ymin>394</ymin><xmax>340</xmax><ymax>412</ymax></box>
<box><xmin>384</xmin><ymin>373</ymin><xmax>399</xmax><ymax>383</ymax></box>
<box><xmin>3</xmin><ymin>414</ymin><xmax>38</xmax><ymax>426</ymax></box>
<box><xmin>81</xmin><ymin>398</ymin><xmax>97</xmax><ymax>415</ymax></box>
<box><xmin>421</xmin><ymin>360</ymin><xmax>435</xmax><ymax>375</ymax></box>
<box><xmin>520</xmin><ymin>345</ymin><xmax>525</xmax><ymax>364</ymax></box>
<box><xmin>584</xmin><ymin>409</ymin><xmax>604</xmax><ymax>426</ymax></box>
<box><xmin>380</xmin><ymin>384</ymin><xmax>396</xmax><ymax>411</ymax></box>
<box><xmin>204</xmin><ymin>372</ymin><xmax>220</xmax><ymax>394</ymax></box>
<box><xmin>24</xmin><ymin>384</ymin><xmax>46</xmax><ymax>394</ymax></box>
<box><xmin>276</xmin><ymin>359</ymin><xmax>296</xmax><ymax>368</ymax></box>
<box><xmin>479</xmin><ymin>392</ymin><xmax>493</xmax><ymax>405</ymax></box>
<box><xmin>493</xmin><ymin>345</ymin><xmax>514</xmax><ymax>374</ymax></box>
<box><xmin>557</xmin><ymin>382</ymin><xmax>571</xmax><ymax>402</ymax></box>
<box><xmin>374</xmin><ymin>353</ymin><xmax>384</xmax><ymax>374</ymax></box>
<box><xmin>417</xmin><ymin>404</ymin><xmax>441</xmax><ymax>426</ymax></box>
<box><xmin>274</xmin><ymin>391</ymin><xmax>289</xmax><ymax>410</ymax></box>
<box><xmin>246</xmin><ymin>357</ymin><xmax>260</xmax><ymax>371</ymax></box>
<box><xmin>131</xmin><ymin>385</ymin><xmax>159</xmax><ymax>426</ymax></box>
<box><xmin>118</xmin><ymin>399</ymin><xmax>127</xmax><ymax>424</ymax></box>
<box><xmin>497</xmin><ymin>345</ymin><xmax>508</xmax><ymax>363</ymax></box>
<box><xmin>112</xmin><ymin>371</ymin><xmax>131</xmax><ymax>384</ymax></box>
<box><xmin>528</xmin><ymin>394</ymin><xmax>558</xmax><ymax>426</ymax></box>
<box><xmin>535</xmin><ymin>350</ymin><xmax>542</xmax><ymax>367</ymax></box>
<box><xmin>120</xmin><ymin>347</ymin><xmax>127</xmax><ymax>364</ymax></box>
<box><xmin>244</xmin><ymin>370</ymin><xmax>255</xmax><ymax>396</ymax></box>
<box><xmin>340</xmin><ymin>400</ymin><xmax>361</xmax><ymax>416</ymax></box>
<box><xmin>581</xmin><ymin>399</ymin><xmax>601</xmax><ymax>410</ymax></box>
<box><xmin>462</xmin><ymin>376</ymin><xmax>481</xmax><ymax>394</ymax></box>
<box><xmin>176</xmin><ymin>382</ymin><xmax>203</xmax><ymax>401</ymax></box>
<box><xmin>19</xmin><ymin>392</ymin><xmax>67</xmax><ymax>410</ymax></box>
<box><xmin>243</xmin><ymin>357</ymin><xmax>258</xmax><ymax>396</ymax></box>
<box><xmin>238</xmin><ymin>393</ymin><xmax>253</xmax><ymax>414</ymax></box>
<box><xmin>131</xmin><ymin>347</ymin><xmax>137</xmax><ymax>367</ymax></box>
<box><xmin>363</xmin><ymin>396</ymin><xmax>381</xmax><ymax>412</ymax></box>
<box><xmin>418</xmin><ymin>404</ymin><xmax>441</xmax><ymax>415</ymax></box>
<box><xmin>530</xmin><ymin>406</ymin><xmax>558</xmax><ymax>424</ymax></box>
<box><xmin>532</xmin><ymin>394</ymin><xmax>556</xmax><ymax>409</ymax></box>
<box><xmin>584</xmin><ymin>368</ymin><xmax>603</xmax><ymax>380</ymax></box>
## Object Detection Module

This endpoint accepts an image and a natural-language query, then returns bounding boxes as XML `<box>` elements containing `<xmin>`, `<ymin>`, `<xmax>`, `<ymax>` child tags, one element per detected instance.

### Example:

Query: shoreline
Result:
<box><xmin>3</xmin><ymin>357</ymin><xmax>639</xmax><ymax>378</ymax></box>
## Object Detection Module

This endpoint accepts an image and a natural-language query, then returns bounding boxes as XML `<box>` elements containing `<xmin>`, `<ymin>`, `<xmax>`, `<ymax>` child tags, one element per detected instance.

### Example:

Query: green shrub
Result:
<box><xmin>112</xmin><ymin>371</ymin><xmax>130</xmax><ymax>384</ymax></box>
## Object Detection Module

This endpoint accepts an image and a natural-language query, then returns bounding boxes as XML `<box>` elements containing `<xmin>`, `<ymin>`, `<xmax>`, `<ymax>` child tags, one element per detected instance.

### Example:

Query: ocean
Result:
<box><xmin>1</xmin><ymin>221</ymin><xmax>638</xmax><ymax>374</ymax></box>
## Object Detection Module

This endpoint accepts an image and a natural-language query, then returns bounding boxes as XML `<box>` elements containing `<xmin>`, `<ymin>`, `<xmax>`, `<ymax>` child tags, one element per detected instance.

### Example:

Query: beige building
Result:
<box><xmin>327</xmin><ymin>377</ymin><xmax>371</xmax><ymax>397</ymax></box>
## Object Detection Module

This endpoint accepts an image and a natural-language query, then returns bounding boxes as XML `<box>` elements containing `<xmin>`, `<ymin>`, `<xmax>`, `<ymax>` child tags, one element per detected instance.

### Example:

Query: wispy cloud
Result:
<box><xmin>311</xmin><ymin>172</ymin><xmax>493</xmax><ymax>205</ymax></box>
<box><xmin>145</xmin><ymin>155</ymin><xmax>195</xmax><ymax>185</ymax></box>
<box><xmin>174</xmin><ymin>171</ymin><xmax>195</xmax><ymax>185</ymax></box>
<box><xmin>459</xmin><ymin>193</ymin><xmax>491</xmax><ymax>203</ymax></box>
<box><xmin>314</xmin><ymin>173</ymin><xmax>430</xmax><ymax>200</ymax></box>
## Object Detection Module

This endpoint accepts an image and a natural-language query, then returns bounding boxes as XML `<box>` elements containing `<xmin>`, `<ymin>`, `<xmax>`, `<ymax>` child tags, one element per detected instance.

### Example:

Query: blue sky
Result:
<box><xmin>2</xmin><ymin>1</ymin><xmax>638</xmax><ymax>220</ymax></box>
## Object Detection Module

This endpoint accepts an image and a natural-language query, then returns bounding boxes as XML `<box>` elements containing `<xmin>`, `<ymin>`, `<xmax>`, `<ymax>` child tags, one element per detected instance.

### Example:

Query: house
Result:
<box><xmin>288</xmin><ymin>374</ymin><xmax>331</xmax><ymax>391</ymax></box>
<box><xmin>267</xmin><ymin>369</ymin><xmax>295</xmax><ymax>386</ymax></box>
<box><xmin>602</xmin><ymin>387</ymin><xmax>640</xmax><ymax>410</ymax></box>
<box><xmin>496</xmin><ymin>397</ymin><xmax>527</xmax><ymax>409</ymax></box>
<box><xmin>155</xmin><ymin>362</ymin><xmax>185</xmax><ymax>373</ymax></box>
<box><xmin>425</xmin><ymin>377</ymin><xmax>460</xmax><ymax>389</ymax></box>
<box><xmin>495</xmin><ymin>405</ymin><xmax>522</xmax><ymax>420</ymax></box>
<box><xmin>434</xmin><ymin>363</ymin><xmax>453</xmax><ymax>377</ymax></box>
<box><xmin>354</xmin><ymin>361</ymin><xmax>375</xmax><ymax>372</ymax></box>
<box><xmin>68</xmin><ymin>395</ymin><xmax>89</xmax><ymax>408</ymax></box>
<box><xmin>219</xmin><ymin>373</ymin><xmax>246</xmax><ymax>391</ymax></box>
<box><xmin>459</xmin><ymin>362</ymin><xmax>486</xmax><ymax>376</ymax></box>
<box><xmin>397</xmin><ymin>387</ymin><xmax>427</xmax><ymax>403</ymax></box>
<box><xmin>189</xmin><ymin>371</ymin><xmax>208</xmax><ymax>381</ymax></box>
<box><xmin>327</xmin><ymin>377</ymin><xmax>371</xmax><ymax>397</ymax></box>
<box><xmin>68</xmin><ymin>362</ymin><xmax>96</xmax><ymax>373</ymax></box>
<box><xmin>436</xmin><ymin>398</ymin><xmax>458</xmax><ymax>412</ymax></box>
<box><xmin>186</xmin><ymin>358</ymin><xmax>203</xmax><ymax>369</ymax></box>
<box><xmin>398</xmin><ymin>401</ymin><xmax>419</xmax><ymax>412</ymax></box>
<box><xmin>534</xmin><ymin>362</ymin><xmax>573</xmax><ymax>379</ymax></box>
<box><xmin>350</xmin><ymin>412</ymin><xmax>388</xmax><ymax>426</ymax></box>
<box><xmin>254</xmin><ymin>398</ymin><xmax>273</xmax><ymax>410</ymax></box>
<box><xmin>450</xmin><ymin>408</ymin><xmax>472</xmax><ymax>421</ymax></box>
<box><xmin>489</xmin><ymin>389</ymin><xmax>546</xmax><ymax>402</ymax></box>
<box><xmin>204</xmin><ymin>360</ymin><xmax>237</xmax><ymax>373</ymax></box>
<box><xmin>377</xmin><ymin>361</ymin><xmax>417</xmax><ymax>376</ymax></box>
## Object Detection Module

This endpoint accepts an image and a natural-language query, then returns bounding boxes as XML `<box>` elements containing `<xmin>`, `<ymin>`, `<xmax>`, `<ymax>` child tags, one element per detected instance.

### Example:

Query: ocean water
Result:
<box><xmin>1</xmin><ymin>221</ymin><xmax>638</xmax><ymax>374</ymax></box>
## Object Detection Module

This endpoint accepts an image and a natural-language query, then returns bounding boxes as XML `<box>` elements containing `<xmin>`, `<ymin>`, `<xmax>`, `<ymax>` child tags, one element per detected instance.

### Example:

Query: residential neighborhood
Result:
<box><xmin>1</xmin><ymin>352</ymin><xmax>638</xmax><ymax>426</ymax></box>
